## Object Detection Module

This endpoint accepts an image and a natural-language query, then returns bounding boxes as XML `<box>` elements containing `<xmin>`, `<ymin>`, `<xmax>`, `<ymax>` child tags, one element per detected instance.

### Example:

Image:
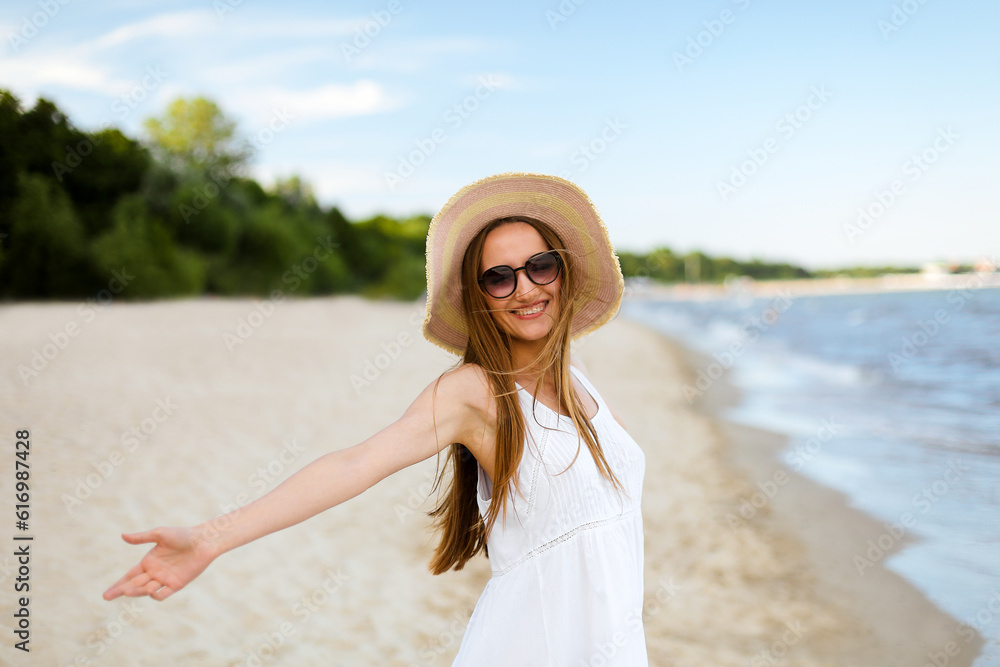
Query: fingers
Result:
<box><xmin>103</xmin><ymin>563</ymin><xmax>147</xmax><ymax>600</ymax></box>
<box><xmin>104</xmin><ymin>572</ymin><xmax>172</xmax><ymax>601</ymax></box>
<box><xmin>103</xmin><ymin>580</ymin><xmax>137</xmax><ymax>600</ymax></box>
<box><xmin>134</xmin><ymin>576</ymin><xmax>162</xmax><ymax>597</ymax></box>
<box><xmin>106</xmin><ymin>528</ymin><xmax>178</xmax><ymax>602</ymax></box>
<box><xmin>104</xmin><ymin>572</ymin><xmax>150</xmax><ymax>600</ymax></box>
<box><xmin>152</xmin><ymin>585</ymin><xmax>177</xmax><ymax>601</ymax></box>
<box><xmin>121</xmin><ymin>528</ymin><xmax>160</xmax><ymax>545</ymax></box>
<box><xmin>132</xmin><ymin>576</ymin><xmax>175</xmax><ymax>601</ymax></box>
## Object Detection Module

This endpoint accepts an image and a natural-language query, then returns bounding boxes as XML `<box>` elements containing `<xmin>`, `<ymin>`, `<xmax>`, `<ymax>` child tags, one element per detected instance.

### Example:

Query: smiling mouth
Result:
<box><xmin>510</xmin><ymin>301</ymin><xmax>547</xmax><ymax>316</ymax></box>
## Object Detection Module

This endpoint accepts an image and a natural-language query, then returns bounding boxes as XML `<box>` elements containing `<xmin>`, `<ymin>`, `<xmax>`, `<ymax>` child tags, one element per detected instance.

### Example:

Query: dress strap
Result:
<box><xmin>568</xmin><ymin>364</ymin><xmax>607</xmax><ymax>417</ymax></box>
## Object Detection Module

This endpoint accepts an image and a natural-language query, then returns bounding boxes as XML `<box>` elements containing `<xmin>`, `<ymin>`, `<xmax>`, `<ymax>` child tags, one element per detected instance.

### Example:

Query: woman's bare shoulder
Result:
<box><xmin>411</xmin><ymin>363</ymin><xmax>492</xmax><ymax>416</ymax></box>
<box><xmin>424</xmin><ymin>363</ymin><xmax>497</xmax><ymax>458</ymax></box>
<box><xmin>436</xmin><ymin>362</ymin><xmax>493</xmax><ymax>407</ymax></box>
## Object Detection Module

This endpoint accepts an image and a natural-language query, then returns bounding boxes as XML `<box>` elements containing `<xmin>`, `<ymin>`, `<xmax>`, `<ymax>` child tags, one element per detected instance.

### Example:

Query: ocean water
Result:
<box><xmin>623</xmin><ymin>283</ymin><xmax>1000</xmax><ymax>666</ymax></box>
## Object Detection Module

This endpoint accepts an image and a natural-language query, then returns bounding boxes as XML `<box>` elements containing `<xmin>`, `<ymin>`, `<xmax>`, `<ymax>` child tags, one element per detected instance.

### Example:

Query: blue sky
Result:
<box><xmin>2</xmin><ymin>0</ymin><xmax>997</xmax><ymax>269</ymax></box>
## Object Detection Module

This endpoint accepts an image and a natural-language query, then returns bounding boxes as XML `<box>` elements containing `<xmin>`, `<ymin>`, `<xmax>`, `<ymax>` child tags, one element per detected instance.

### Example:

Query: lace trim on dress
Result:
<box><xmin>524</xmin><ymin>406</ymin><xmax>551</xmax><ymax>516</ymax></box>
<box><xmin>491</xmin><ymin>504</ymin><xmax>640</xmax><ymax>577</ymax></box>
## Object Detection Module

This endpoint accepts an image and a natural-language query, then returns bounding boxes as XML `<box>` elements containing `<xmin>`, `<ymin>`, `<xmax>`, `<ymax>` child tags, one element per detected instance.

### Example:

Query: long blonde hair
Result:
<box><xmin>427</xmin><ymin>216</ymin><xmax>624</xmax><ymax>574</ymax></box>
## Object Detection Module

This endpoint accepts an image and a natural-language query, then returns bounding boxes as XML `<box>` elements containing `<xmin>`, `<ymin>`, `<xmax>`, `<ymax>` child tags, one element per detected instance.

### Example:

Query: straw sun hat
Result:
<box><xmin>422</xmin><ymin>172</ymin><xmax>625</xmax><ymax>356</ymax></box>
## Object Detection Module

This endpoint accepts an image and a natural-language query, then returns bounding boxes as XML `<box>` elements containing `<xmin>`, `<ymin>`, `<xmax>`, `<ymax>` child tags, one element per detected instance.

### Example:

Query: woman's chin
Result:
<box><xmin>502</xmin><ymin>319</ymin><xmax>555</xmax><ymax>344</ymax></box>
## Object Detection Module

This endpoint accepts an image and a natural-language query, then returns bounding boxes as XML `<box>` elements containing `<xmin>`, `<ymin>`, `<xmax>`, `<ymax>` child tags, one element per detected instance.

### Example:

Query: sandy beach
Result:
<box><xmin>0</xmin><ymin>295</ymin><xmax>980</xmax><ymax>666</ymax></box>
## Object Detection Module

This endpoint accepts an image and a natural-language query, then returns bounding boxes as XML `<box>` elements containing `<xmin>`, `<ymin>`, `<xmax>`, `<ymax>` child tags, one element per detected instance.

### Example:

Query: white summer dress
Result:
<box><xmin>452</xmin><ymin>365</ymin><xmax>647</xmax><ymax>666</ymax></box>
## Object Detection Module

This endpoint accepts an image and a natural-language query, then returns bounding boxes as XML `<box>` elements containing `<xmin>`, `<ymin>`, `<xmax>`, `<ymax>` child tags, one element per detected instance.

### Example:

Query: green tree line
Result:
<box><xmin>0</xmin><ymin>89</ymin><xmax>918</xmax><ymax>301</ymax></box>
<box><xmin>617</xmin><ymin>247</ymin><xmax>920</xmax><ymax>284</ymax></box>
<box><xmin>0</xmin><ymin>91</ymin><xmax>429</xmax><ymax>301</ymax></box>
<box><xmin>617</xmin><ymin>248</ymin><xmax>813</xmax><ymax>284</ymax></box>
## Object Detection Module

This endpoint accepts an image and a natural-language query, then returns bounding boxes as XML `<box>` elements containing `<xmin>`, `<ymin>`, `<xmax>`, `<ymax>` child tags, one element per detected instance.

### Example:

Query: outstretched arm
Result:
<box><xmin>104</xmin><ymin>366</ymin><xmax>490</xmax><ymax>602</ymax></box>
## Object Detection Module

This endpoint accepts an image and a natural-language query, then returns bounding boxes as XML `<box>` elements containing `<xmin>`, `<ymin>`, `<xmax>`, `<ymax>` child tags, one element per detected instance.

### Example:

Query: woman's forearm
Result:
<box><xmin>198</xmin><ymin>444</ymin><xmax>370</xmax><ymax>557</ymax></box>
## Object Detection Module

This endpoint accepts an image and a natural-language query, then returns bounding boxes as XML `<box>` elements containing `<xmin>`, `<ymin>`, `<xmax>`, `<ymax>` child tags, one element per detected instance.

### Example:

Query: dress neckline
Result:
<box><xmin>514</xmin><ymin>366</ymin><xmax>601</xmax><ymax>421</ymax></box>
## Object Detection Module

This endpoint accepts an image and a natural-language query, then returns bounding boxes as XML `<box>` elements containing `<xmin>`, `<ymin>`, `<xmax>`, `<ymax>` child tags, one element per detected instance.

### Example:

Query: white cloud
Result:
<box><xmin>347</xmin><ymin>37</ymin><xmax>490</xmax><ymax>73</ymax></box>
<box><xmin>86</xmin><ymin>10</ymin><xmax>215</xmax><ymax>52</ymax></box>
<box><xmin>0</xmin><ymin>10</ymin><xmax>214</xmax><ymax>97</ymax></box>
<box><xmin>255</xmin><ymin>161</ymin><xmax>387</xmax><ymax>199</ymax></box>
<box><xmin>77</xmin><ymin>11</ymin><xmax>357</xmax><ymax>59</ymax></box>
<box><xmin>460</xmin><ymin>71</ymin><xmax>516</xmax><ymax>90</ymax></box>
<box><xmin>0</xmin><ymin>54</ymin><xmax>122</xmax><ymax>96</ymax></box>
<box><xmin>199</xmin><ymin>47</ymin><xmax>334</xmax><ymax>84</ymax></box>
<box><xmin>230</xmin><ymin>80</ymin><xmax>400</xmax><ymax>123</ymax></box>
<box><xmin>400</xmin><ymin>37</ymin><xmax>488</xmax><ymax>56</ymax></box>
<box><xmin>1</xmin><ymin>10</ymin><xmax>402</xmax><ymax>118</ymax></box>
<box><xmin>225</xmin><ymin>17</ymin><xmax>358</xmax><ymax>39</ymax></box>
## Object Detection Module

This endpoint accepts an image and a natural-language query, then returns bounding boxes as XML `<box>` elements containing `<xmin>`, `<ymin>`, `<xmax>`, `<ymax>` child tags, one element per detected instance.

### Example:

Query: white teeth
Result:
<box><xmin>512</xmin><ymin>302</ymin><xmax>545</xmax><ymax>316</ymax></box>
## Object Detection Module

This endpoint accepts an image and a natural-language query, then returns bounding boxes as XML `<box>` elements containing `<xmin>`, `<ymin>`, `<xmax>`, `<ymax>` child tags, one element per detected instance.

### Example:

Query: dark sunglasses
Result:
<box><xmin>478</xmin><ymin>250</ymin><xmax>563</xmax><ymax>299</ymax></box>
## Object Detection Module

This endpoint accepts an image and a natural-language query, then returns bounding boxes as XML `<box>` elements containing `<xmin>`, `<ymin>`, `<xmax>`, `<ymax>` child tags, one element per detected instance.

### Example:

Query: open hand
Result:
<box><xmin>103</xmin><ymin>526</ymin><xmax>218</xmax><ymax>602</ymax></box>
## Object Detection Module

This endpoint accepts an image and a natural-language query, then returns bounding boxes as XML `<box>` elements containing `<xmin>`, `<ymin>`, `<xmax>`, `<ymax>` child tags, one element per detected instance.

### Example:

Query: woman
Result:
<box><xmin>104</xmin><ymin>172</ymin><xmax>648</xmax><ymax>665</ymax></box>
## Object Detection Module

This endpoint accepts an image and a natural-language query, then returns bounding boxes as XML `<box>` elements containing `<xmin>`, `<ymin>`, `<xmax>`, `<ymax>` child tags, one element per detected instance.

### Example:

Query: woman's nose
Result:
<box><xmin>511</xmin><ymin>268</ymin><xmax>537</xmax><ymax>299</ymax></box>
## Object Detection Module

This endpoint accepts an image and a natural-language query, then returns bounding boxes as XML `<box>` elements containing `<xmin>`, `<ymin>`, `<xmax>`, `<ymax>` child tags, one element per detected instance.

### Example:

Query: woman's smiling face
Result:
<box><xmin>479</xmin><ymin>221</ymin><xmax>562</xmax><ymax>345</ymax></box>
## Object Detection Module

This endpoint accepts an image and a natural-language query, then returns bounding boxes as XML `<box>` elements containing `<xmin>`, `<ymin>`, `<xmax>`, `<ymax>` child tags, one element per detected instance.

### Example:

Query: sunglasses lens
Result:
<box><xmin>480</xmin><ymin>252</ymin><xmax>561</xmax><ymax>298</ymax></box>
<box><xmin>526</xmin><ymin>252</ymin><xmax>560</xmax><ymax>285</ymax></box>
<box><xmin>482</xmin><ymin>267</ymin><xmax>515</xmax><ymax>297</ymax></box>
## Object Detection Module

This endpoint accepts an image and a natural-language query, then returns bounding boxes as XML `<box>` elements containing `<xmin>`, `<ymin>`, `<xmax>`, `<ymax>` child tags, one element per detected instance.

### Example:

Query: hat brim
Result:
<box><xmin>422</xmin><ymin>172</ymin><xmax>624</xmax><ymax>356</ymax></box>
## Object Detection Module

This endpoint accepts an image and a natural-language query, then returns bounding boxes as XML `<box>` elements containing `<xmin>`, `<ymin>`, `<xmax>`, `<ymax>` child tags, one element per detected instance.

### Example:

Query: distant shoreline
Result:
<box><xmin>626</xmin><ymin>271</ymin><xmax>1000</xmax><ymax>301</ymax></box>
